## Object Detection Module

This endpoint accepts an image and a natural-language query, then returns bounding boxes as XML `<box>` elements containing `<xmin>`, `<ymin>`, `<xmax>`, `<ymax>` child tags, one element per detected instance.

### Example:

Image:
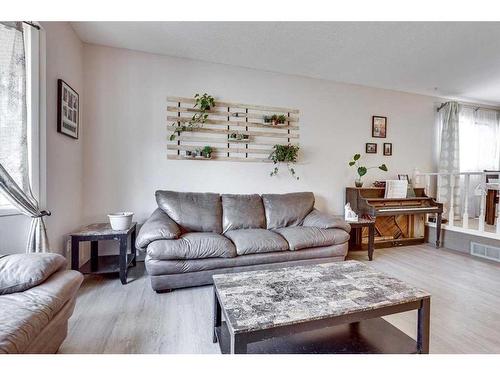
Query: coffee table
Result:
<box><xmin>212</xmin><ymin>261</ymin><xmax>430</xmax><ymax>354</ymax></box>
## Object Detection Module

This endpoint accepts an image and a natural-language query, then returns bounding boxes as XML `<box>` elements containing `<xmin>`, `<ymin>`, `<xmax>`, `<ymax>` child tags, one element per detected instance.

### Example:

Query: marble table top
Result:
<box><xmin>213</xmin><ymin>260</ymin><xmax>430</xmax><ymax>333</ymax></box>
<box><xmin>70</xmin><ymin>222</ymin><xmax>137</xmax><ymax>237</ymax></box>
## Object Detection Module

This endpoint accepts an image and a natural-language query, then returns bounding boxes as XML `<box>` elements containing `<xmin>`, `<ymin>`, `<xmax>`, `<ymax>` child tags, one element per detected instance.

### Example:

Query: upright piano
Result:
<box><xmin>346</xmin><ymin>187</ymin><xmax>443</xmax><ymax>249</ymax></box>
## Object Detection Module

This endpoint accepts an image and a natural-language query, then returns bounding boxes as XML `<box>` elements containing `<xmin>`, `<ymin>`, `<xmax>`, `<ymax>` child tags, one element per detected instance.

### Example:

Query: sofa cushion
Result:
<box><xmin>302</xmin><ymin>209</ymin><xmax>351</xmax><ymax>232</ymax></box>
<box><xmin>146</xmin><ymin>233</ymin><xmax>236</xmax><ymax>260</ymax></box>
<box><xmin>273</xmin><ymin>227</ymin><xmax>350</xmax><ymax>251</ymax></box>
<box><xmin>221</xmin><ymin>194</ymin><xmax>265</xmax><ymax>232</ymax></box>
<box><xmin>262</xmin><ymin>192</ymin><xmax>315</xmax><ymax>230</ymax></box>
<box><xmin>0</xmin><ymin>253</ymin><xmax>67</xmax><ymax>295</ymax></box>
<box><xmin>224</xmin><ymin>229</ymin><xmax>289</xmax><ymax>255</ymax></box>
<box><xmin>145</xmin><ymin>244</ymin><xmax>348</xmax><ymax>276</ymax></box>
<box><xmin>156</xmin><ymin>190</ymin><xmax>222</xmax><ymax>233</ymax></box>
<box><xmin>136</xmin><ymin>208</ymin><xmax>181</xmax><ymax>250</ymax></box>
<box><xmin>0</xmin><ymin>269</ymin><xmax>83</xmax><ymax>354</ymax></box>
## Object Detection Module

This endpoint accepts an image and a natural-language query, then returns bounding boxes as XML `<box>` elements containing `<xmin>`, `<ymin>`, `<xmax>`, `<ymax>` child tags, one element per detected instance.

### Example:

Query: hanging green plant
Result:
<box><xmin>169</xmin><ymin>93</ymin><xmax>215</xmax><ymax>141</ymax></box>
<box><xmin>269</xmin><ymin>144</ymin><xmax>300</xmax><ymax>180</ymax></box>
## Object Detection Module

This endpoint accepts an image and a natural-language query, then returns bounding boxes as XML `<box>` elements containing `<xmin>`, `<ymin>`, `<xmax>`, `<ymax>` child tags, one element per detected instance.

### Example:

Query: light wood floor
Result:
<box><xmin>59</xmin><ymin>244</ymin><xmax>500</xmax><ymax>354</ymax></box>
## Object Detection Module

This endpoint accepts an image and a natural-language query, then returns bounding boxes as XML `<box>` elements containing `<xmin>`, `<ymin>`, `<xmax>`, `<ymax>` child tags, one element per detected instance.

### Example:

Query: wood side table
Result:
<box><xmin>347</xmin><ymin>218</ymin><xmax>376</xmax><ymax>261</ymax></box>
<box><xmin>70</xmin><ymin>222</ymin><xmax>137</xmax><ymax>284</ymax></box>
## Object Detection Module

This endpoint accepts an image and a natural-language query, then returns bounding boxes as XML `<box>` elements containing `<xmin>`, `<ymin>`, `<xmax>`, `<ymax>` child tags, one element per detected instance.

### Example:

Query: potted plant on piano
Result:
<box><xmin>348</xmin><ymin>153</ymin><xmax>388</xmax><ymax>187</ymax></box>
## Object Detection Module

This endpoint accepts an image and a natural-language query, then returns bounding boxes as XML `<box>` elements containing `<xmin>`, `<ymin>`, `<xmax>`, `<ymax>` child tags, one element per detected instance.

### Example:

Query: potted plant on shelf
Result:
<box><xmin>277</xmin><ymin>114</ymin><xmax>287</xmax><ymax>124</ymax></box>
<box><xmin>348</xmin><ymin>153</ymin><xmax>388</xmax><ymax>187</ymax></box>
<box><xmin>271</xmin><ymin>114</ymin><xmax>278</xmax><ymax>126</ymax></box>
<box><xmin>202</xmin><ymin>145</ymin><xmax>213</xmax><ymax>159</ymax></box>
<box><xmin>229</xmin><ymin>132</ymin><xmax>250</xmax><ymax>142</ymax></box>
<box><xmin>269</xmin><ymin>144</ymin><xmax>300</xmax><ymax>180</ymax></box>
<box><xmin>169</xmin><ymin>93</ymin><xmax>215</xmax><ymax>141</ymax></box>
<box><xmin>194</xmin><ymin>93</ymin><xmax>215</xmax><ymax>111</ymax></box>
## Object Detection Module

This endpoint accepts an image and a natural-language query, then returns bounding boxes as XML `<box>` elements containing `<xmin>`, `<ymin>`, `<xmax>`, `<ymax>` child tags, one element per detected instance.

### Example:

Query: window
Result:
<box><xmin>459</xmin><ymin>107</ymin><xmax>500</xmax><ymax>173</ymax></box>
<box><xmin>0</xmin><ymin>23</ymin><xmax>40</xmax><ymax>216</ymax></box>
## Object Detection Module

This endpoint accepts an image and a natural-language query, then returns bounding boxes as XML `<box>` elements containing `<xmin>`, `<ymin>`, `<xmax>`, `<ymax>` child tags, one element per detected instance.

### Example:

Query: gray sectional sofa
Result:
<box><xmin>136</xmin><ymin>191</ymin><xmax>351</xmax><ymax>292</ymax></box>
<box><xmin>0</xmin><ymin>253</ymin><xmax>83</xmax><ymax>354</ymax></box>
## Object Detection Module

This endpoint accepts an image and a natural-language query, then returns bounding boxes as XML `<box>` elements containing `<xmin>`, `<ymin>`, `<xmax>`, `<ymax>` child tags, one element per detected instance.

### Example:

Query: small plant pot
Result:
<box><xmin>355</xmin><ymin>179</ymin><xmax>364</xmax><ymax>188</ymax></box>
<box><xmin>272</xmin><ymin>120</ymin><xmax>278</xmax><ymax>126</ymax></box>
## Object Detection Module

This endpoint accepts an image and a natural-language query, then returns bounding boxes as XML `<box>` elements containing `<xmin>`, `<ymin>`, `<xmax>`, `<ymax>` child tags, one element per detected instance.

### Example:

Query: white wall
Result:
<box><xmin>82</xmin><ymin>43</ymin><xmax>438</xmax><ymax>230</ymax></box>
<box><xmin>0</xmin><ymin>22</ymin><xmax>84</xmax><ymax>255</ymax></box>
<box><xmin>43</xmin><ymin>22</ymin><xmax>84</xmax><ymax>255</ymax></box>
<box><xmin>1</xmin><ymin>34</ymin><xmax>441</xmax><ymax>257</ymax></box>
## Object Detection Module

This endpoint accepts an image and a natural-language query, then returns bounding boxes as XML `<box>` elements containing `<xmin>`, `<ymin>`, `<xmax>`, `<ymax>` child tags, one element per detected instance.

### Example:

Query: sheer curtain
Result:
<box><xmin>437</xmin><ymin>101</ymin><xmax>461</xmax><ymax>219</ymax></box>
<box><xmin>0</xmin><ymin>22</ymin><xmax>29</xmax><ymax>207</ymax></box>
<box><xmin>459</xmin><ymin>107</ymin><xmax>500</xmax><ymax>217</ymax></box>
<box><xmin>0</xmin><ymin>22</ymin><xmax>50</xmax><ymax>253</ymax></box>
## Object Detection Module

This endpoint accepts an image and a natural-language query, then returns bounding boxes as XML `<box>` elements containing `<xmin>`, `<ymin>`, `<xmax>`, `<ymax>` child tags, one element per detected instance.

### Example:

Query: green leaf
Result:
<box><xmin>379</xmin><ymin>164</ymin><xmax>388</xmax><ymax>172</ymax></box>
<box><xmin>348</xmin><ymin>161</ymin><xmax>355</xmax><ymax>166</ymax></box>
<box><xmin>169</xmin><ymin>134</ymin><xmax>176</xmax><ymax>141</ymax></box>
<box><xmin>357</xmin><ymin>166</ymin><xmax>367</xmax><ymax>177</ymax></box>
<box><xmin>353</xmin><ymin>153</ymin><xmax>361</xmax><ymax>161</ymax></box>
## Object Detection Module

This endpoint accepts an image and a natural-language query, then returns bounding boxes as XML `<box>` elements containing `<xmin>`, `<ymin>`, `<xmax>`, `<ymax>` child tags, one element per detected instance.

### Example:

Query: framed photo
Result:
<box><xmin>383</xmin><ymin>142</ymin><xmax>392</xmax><ymax>156</ymax></box>
<box><xmin>365</xmin><ymin>143</ymin><xmax>377</xmax><ymax>154</ymax></box>
<box><xmin>57</xmin><ymin>79</ymin><xmax>79</xmax><ymax>139</ymax></box>
<box><xmin>398</xmin><ymin>174</ymin><xmax>409</xmax><ymax>181</ymax></box>
<box><xmin>372</xmin><ymin>116</ymin><xmax>387</xmax><ymax>138</ymax></box>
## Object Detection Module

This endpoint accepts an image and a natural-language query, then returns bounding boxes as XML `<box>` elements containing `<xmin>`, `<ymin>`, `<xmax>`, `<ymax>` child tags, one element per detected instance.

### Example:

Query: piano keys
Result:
<box><xmin>346</xmin><ymin>187</ymin><xmax>443</xmax><ymax>249</ymax></box>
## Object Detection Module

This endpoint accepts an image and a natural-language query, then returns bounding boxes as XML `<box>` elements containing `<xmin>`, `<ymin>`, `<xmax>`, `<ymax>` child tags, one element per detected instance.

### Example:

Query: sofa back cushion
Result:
<box><xmin>156</xmin><ymin>190</ymin><xmax>222</xmax><ymax>233</ymax></box>
<box><xmin>221</xmin><ymin>194</ymin><xmax>265</xmax><ymax>232</ymax></box>
<box><xmin>262</xmin><ymin>192</ymin><xmax>315</xmax><ymax>230</ymax></box>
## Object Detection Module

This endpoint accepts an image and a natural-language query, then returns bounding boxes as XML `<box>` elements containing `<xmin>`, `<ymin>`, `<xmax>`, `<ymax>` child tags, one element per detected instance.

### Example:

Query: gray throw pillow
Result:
<box><xmin>0</xmin><ymin>253</ymin><xmax>67</xmax><ymax>295</ymax></box>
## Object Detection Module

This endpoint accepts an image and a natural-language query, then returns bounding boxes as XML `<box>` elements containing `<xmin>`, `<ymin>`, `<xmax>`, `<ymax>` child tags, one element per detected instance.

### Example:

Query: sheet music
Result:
<box><xmin>385</xmin><ymin>180</ymin><xmax>408</xmax><ymax>199</ymax></box>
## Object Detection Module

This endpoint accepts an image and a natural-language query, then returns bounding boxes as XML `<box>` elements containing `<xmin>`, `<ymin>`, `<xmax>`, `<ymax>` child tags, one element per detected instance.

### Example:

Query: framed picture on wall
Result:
<box><xmin>372</xmin><ymin>116</ymin><xmax>387</xmax><ymax>138</ymax></box>
<box><xmin>383</xmin><ymin>142</ymin><xmax>393</xmax><ymax>156</ymax></box>
<box><xmin>57</xmin><ymin>79</ymin><xmax>79</xmax><ymax>139</ymax></box>
<box><xmin>366</xmin><ymin>143</ymin><xmax>377</xmax><ymax>154</ymax></box>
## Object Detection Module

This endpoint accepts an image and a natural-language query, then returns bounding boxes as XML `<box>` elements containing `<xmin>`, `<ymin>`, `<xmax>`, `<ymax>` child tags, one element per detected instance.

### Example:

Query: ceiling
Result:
<box><xmin>71</xmin><ymin>22</ymin><xmax>500</xmax><ymax>105</ymax></box>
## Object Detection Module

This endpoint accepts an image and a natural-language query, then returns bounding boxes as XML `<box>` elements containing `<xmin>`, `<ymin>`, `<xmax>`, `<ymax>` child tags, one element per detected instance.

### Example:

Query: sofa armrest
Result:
<box><xmin>136</xmin><ymin>208</ymin><xmax>181</xmax><ymax>250</ymax></box>
<box><xmin>302</xmin><ymin>209</ymin><xmax>351</xmax><ymax>232</ymax></box>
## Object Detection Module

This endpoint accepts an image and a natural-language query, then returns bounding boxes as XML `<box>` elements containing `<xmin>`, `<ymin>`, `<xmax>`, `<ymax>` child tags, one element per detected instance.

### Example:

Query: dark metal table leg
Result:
<box><xmin>435</xmin><ymin>213</ymin><xmax>442</xmax><ymax>248</ymax></box>
<box><xmin>417</xmin><ymin>297</ymin><xmax>430</xmax><ymax>354</ymax></box>
<box><xmin>131</xmin><ymin>227</ymin><xmax>137</xmax><ymax>267</ymax></box>
<box><xmin>230</xmin><ymin>333</ymin><xmax>247</xmax><ymax>354</ymax></box>
<box><xmin>213</xmin><ymin>288</ymin><xmax>222</xmax><ymax>343</ymax></box>
<box><xmin>71</xmin><ymin>237</ymin><xmax>79</xmax><ymax>271</ymax></box>
<box><xmin>90</xmin><ymin>241</ymin><xmax>98</xmax><ymax>271</ymax></box>
<box><xmin>119</xmin><ymin>236</ymin><xmax>128</xmax><ymax>285</ymax></box>
<box><xmin>368</xmin><ymin>223</ymin><xmax>375</xmax><ymax>261</ymax></box>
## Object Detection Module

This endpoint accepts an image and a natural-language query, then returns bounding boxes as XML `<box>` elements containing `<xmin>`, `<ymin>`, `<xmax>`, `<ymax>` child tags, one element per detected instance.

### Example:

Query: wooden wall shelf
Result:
<box><xmin>167</xmin><ymin>96</ymin><xmax>300</xmax><ymax>163</ymax></box>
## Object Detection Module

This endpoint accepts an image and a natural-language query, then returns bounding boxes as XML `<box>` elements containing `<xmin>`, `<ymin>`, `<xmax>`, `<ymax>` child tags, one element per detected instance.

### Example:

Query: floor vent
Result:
<box><xmin>470</xmin><ymin>242</ymin><xmax>500</xmax><ymax>262</ymax></box>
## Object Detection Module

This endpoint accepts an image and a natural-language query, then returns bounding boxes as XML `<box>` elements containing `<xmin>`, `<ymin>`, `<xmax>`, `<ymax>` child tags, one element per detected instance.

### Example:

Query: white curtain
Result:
<box><xmin>437</xmin><ymin>102</ymin><xmax>461</xmax><ymax>218</ymax></box>
<box><xmin>0</xmin><ymin>22</ymin><xmax>28</xmax><ymax>206</ymax></box>
<box><xmin>0</xmin><ymin>22</ymin><xmax>50</xmax><ymax>253</ymax></box>
<box><xmin>459</xmin><ymin>107</ymin><xmax>500</xmax><ymax>217</ymax></box>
